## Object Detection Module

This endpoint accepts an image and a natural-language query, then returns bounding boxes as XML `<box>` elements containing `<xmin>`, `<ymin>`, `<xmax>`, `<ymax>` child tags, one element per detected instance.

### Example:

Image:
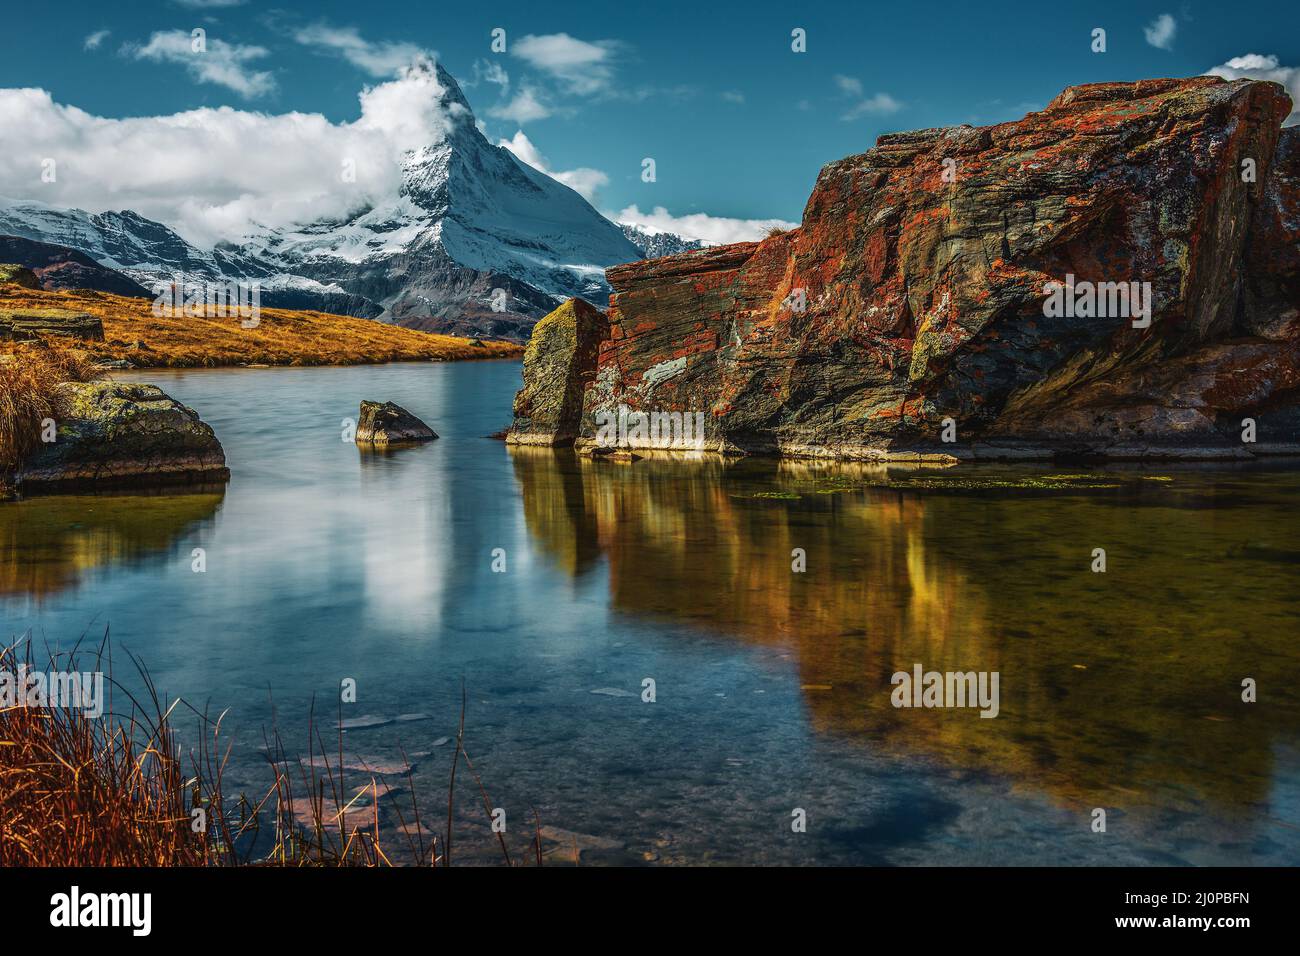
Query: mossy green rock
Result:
<box><xmin>0</xmin><ymin>263</ymin><xmax>40</xmax><ymax>289</ymax></box>
<box><xmin>18</xmin><ymin>381</ymin><xmax>229</xmax><ymax>491</ymax></box>
<box><xmin>0</xmin><ymin>306</ymin><xmax>104</xmax><ymax>342</ymax></box>
<box><xmin>507</xmin><ymin>298</ymin><xmax>608</xmax><ymax>446</ymax></box>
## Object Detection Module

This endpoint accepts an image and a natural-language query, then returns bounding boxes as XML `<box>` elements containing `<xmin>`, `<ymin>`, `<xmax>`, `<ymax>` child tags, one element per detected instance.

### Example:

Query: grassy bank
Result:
<box><xmin>0</xmin><ymin>285</ymin><xmax>522</xmax><ymax>367</ymax></box>
<box><xmin>0</xmin><ymin>341</ymin><xmax>97</xmax><ymax>477</ymax></box>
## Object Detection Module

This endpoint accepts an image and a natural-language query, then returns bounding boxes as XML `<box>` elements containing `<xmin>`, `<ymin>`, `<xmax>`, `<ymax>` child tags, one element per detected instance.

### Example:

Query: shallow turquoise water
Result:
<box><xmin>2</xmin><ymin>360</ymin><xmax>1298</xmax><ymax>865</ymax></box>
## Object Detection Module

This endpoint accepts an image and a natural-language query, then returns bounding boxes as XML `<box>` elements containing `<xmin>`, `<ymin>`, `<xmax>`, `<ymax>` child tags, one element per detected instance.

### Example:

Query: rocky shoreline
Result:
<box><xmin>509</xmin><ymin>77</ymin><xmax>1300</xmax><ymax>464</ymax></box>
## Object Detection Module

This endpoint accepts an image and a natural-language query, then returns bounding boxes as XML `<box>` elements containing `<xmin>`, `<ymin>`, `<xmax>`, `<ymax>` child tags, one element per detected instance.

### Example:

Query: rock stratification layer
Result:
<box><xmin>517</xmin><ymin>77</ymin><xmax>1300</xmax><ymax>461</ymax></box>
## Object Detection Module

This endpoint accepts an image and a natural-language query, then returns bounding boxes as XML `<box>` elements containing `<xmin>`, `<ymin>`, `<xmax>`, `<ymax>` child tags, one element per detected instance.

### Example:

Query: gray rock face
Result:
<box><xmin>18</xmin><ymin>381</ymin><xmax>229</xmax><ymax>491</ymax></box>
<box><xmin>355</xmin><ymin>401</ymin><xmax>437</xmax><ymax>444</ymax></box>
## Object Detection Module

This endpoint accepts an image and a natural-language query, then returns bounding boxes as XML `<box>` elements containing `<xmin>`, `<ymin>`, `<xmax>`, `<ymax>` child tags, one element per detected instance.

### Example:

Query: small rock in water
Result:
<box><xmin>340</xmin><ymin>756</ymin><xmax>415</xmax><ymax>776</ymax></box>
<box><xmin>537</xmin><ymin>825</ymin><xmax>624</xmax><ymax>852</ymax></box>
<box><xmin>338</xmin><ymin>714</ymin><xmax>392</xmax><ymax>730</ymax></box>
<box><xmin>355</xmin><ymin>400</ymin><xmax>437</xmax><ymax>444</ymax></box>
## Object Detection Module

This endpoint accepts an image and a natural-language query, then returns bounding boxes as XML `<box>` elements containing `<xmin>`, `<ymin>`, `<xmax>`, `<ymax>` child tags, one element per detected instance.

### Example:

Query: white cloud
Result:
<box><xmin>497</xmin><ymin>130</ymin><xmax>608</xmax><ymax>202</ymax></box>
<box><xmin>488</xmin><ymin>87</ymin><xmax>551</xmax><ymax>124</ymax></box>
<box><xmin>1206</xmin><ymin>54</ymin><xmax>1300</xmax><ymax>125</ymax></box>
<box><xmin>616</xmin><ymin>204</ymin><xmax>798</xmax><ymax>246</ymax></box>
<box><xmin>293</xmin><ymin>23</ymin><xmax>430</xmax><ymax>78</ymax></box>
<box><xmin>721</xmin><ymin>90</ymin><xmax>745</xmax><ymax>104</ymax></box>
<box><xmin>513</xmin><ymin>33</ymin><xmax>617</xmax><ymax>96</ymax></box>
<box><xmin>128</xmin><ymin>30</ymin><xmax>275</xmax><ymax>98</ymax></box>
<box><xmin>1144</xmin><ymin>14</ymin><xmax>1177</xmax><ymax>51</ymax></box>
<box><xmin>842</xmin><ymin>93</ymin><xmax>903</xmax><ymax>121</ymax></box>
<box><xmin>0</xmin><ymin>61</ymin><xmax>464</xmax><ymax>247</ymax></box>
<box><xmin>83</xmin><ymin>30</ymin><xmax>111</xmax><ymax>51</ymax></box>
<box><xmin>835</xmin><ymin>76</ymin><xmax>902</xmax><ymax>121</ymax></box>
<box><xmin>471</xmin><ymin>59</ymin><xmax>510</xmax><ymax>90</ymax></box>
<box><xmin>834</xmin><ymin>75</ymin><xmax>863</xmax><ymax>98</ymax></box>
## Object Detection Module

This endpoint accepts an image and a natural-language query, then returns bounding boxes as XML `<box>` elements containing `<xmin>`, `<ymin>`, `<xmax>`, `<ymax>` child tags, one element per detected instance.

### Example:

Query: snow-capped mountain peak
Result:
<box><xmin>0</xmin><ymin>63</ymin><xmax>644</xmax><ymax>341</ymax></box>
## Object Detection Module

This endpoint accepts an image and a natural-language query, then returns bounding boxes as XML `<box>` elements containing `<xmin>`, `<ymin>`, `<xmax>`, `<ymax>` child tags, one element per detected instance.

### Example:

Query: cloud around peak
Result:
<box><xmin>497</xmin><ymin>130</ymin><xmax>607</xmax><ymax>201</ymax></box>
<box><xmin>0</xmin><ymin>63</ymin><xmax>464</xmax><ymax>247</ymax></box>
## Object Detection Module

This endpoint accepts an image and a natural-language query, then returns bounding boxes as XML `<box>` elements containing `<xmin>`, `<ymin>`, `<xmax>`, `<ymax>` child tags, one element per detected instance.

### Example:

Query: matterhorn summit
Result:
<box><xmin>0</xmin><ymin>61</ymin><xmax>645</xmax><ymax>341</ymax></box>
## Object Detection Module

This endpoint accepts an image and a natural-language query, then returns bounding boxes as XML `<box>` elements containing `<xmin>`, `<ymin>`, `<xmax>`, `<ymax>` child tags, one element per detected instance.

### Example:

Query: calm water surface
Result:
<box><xmin>2</xmin><ymin>361</ymin><xmax>1298</xmax><ymax>865</ymax></box>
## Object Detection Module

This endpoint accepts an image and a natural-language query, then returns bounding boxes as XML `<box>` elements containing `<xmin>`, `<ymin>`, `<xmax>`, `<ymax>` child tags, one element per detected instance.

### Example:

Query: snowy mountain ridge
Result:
<box><xmin>0</xmin><ymin>63</ymin><xmax>701</xmax><ymax>341</ymax></box>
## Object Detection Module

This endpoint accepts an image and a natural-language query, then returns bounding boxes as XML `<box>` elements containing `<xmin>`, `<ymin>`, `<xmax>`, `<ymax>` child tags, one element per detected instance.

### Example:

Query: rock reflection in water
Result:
<box><xmin>510</xmin><ymin>447</ymin><xmax>1300</xmax><ymax>815</ymax></box>
<box><xmin>0</xmin><ymin>487</ymin><xmax>225</xmax><ymax>600</ymax></box>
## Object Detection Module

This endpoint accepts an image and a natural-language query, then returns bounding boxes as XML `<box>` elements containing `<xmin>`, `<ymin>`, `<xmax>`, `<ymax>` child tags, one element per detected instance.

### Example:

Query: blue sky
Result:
<box><xmin>2</xmin><ymin>0</ymin><xmax>1298</xmax><ymax>243</ymax></box>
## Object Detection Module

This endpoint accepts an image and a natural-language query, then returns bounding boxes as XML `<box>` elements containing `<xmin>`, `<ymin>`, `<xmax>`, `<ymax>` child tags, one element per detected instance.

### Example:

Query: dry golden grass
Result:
<box><xmin>0</xmin><ymin>638</ymin><xmax>538</xmax><ymax>867</ymax></box>
<box><xmin>0</xmin><ymin>285</ymin><xmax>522</xmax><ymax>368</ymax></box>
<box><xmin>0</xmin><ymin>341</ymin><xmax>98</xmax><ymax>474</ymax></box>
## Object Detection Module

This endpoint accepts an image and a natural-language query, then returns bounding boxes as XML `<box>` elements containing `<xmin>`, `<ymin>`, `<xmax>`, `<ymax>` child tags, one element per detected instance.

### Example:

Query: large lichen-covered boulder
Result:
<box><xmin>17</xmin><ymin>381</ymin><xmax>229</xmax><ymax>491</ymax></box>
<box><xmin>536</xmin><ymin>77</ymin><xmax>1300</xmax><ymax>461</ymax></box>
<box><xmin>355</xmin><ymin>400</ymin><xmax>437</xmax><ymax>444</ymax></box>
<box><xmin>507</xmin><ymin>298</ymin><xmax>608</xmax><ymax>446</ymax></box>
<box><xmin>0</xmin><ymin>307</ymin><xmax>104</xmax><ymax>342</ymax></box>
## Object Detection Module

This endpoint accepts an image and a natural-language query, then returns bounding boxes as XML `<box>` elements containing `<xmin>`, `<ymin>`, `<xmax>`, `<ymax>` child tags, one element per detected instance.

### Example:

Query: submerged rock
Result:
<box><xmin>17</xmin><ymin>381</ymin><xmax>229</xmax><ymax>491</ymax></box>
<box><xmin>507</xmin><ymin>298</ymin><xmax>608</xmax><ymax>446</ymax></box>
<box><xmin>513</xmin><ymin>77</ymin><xmax>1300</xmax><ymax>462</ymax></box>
<box><xmin>355</xmin><ymin>400</ymin><xmax>437</xmax><ymax>444</ymax></box>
